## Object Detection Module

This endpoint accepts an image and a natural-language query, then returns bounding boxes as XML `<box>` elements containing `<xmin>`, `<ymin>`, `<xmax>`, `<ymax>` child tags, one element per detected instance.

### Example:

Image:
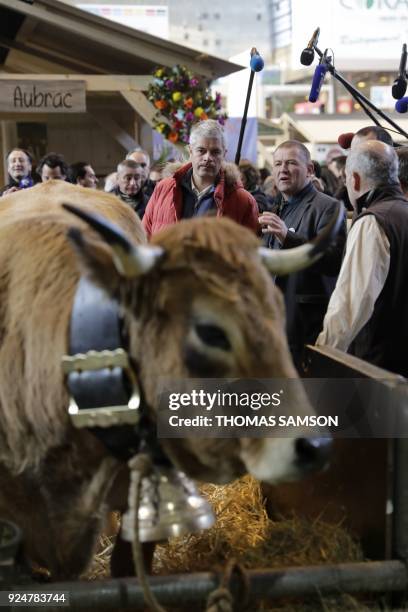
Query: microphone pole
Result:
<box><xmin>308</xmin><ymin>48</ymin><xmax>381</xmax><ymax>127</ymax></box>
<box><xmin>312</xmin><ymin>45</ymin><xmax>408</xmax><ymax>140</ymax></box>
<box><xmin>327</xmin><ymin>60</ymin><xmax>382</xmax><ymax>128</ymax></box>
<box><xmin>235</xmin><ymin>47</ymin><xmax>264</xmax><ymax>165</ymax></box>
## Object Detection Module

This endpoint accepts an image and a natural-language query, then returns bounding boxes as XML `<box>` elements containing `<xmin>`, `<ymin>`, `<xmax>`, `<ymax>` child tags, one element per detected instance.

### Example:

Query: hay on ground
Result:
<box><xmin>153</xmin><ymin>475</ymin><xmax>363</xmax><ymax>575</ymax></box>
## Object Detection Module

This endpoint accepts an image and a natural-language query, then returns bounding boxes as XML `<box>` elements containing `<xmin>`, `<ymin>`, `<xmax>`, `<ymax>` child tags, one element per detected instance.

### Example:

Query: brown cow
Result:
<box><xmin>0</xmin><ymin>181</ymin><xmax>335</xmax><ymax>579</ymax></box>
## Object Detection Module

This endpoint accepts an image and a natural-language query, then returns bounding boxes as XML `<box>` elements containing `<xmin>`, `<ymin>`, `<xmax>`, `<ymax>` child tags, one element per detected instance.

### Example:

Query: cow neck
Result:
<box><xmin>62</xmin><ymin>276</ymin><xmax>161</xmax><ymax>463</ymax></box>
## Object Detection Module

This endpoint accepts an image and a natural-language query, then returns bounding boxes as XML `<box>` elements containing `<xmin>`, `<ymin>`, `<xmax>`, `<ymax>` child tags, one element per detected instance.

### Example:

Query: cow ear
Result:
<box><xmin>67</xmin><ymin>226</ymin><xmax>123</xmax><ymax>295</ymax></box>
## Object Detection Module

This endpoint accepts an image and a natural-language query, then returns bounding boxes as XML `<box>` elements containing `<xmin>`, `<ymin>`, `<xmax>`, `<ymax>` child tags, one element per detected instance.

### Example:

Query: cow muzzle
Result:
<box><xmin>240</xmin><ymin>435</ymin><xmax>333</xmax><ymax>484</ymax></box>
<box><xmin>295</xmin><ymin>436</ymin><xmax>333</xmax><ymax>474</ymax></box>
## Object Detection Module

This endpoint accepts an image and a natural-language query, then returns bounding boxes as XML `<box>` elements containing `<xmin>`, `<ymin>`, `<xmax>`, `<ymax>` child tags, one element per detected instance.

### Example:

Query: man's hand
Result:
<box><xmin>1</xmin><ymin>186</ymin><xmax>19</xmax><ymax>197</ymax></box>
<box><xmin>258</xmin><ymin>212</ymin><xmax>288</xmax><ymax>244</ymax></box>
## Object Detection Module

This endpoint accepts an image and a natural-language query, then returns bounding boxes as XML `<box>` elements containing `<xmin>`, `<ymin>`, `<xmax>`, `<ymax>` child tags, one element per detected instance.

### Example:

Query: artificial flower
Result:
<box><xmin>168</xmin><ymin>131</ymin><xmax>179</xmax><ymax>143</ymax></box>
<box><xmin>146</xmin><ymin>64</ymin><xmax>228</xmax><ymax>145</ymax></box>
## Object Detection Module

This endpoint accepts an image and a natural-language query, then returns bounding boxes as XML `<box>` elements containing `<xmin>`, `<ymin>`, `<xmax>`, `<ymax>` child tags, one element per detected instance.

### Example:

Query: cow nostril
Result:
<box><xmin>295</xmin><ymin>437</ymin><xmax>333</xmax><ymax>472</ymax></box>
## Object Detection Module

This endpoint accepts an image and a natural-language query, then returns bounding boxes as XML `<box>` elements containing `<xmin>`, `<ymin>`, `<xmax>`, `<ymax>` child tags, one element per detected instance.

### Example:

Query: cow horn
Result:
<box><xmin>62</xmin><ymin>203</ymin><xmax>164</xmax><ymax>277</ymax></box>
<box><xmin>259</xmin><ymin>203</ymin><xmax>344</xmax><ymax>276</ymax></box>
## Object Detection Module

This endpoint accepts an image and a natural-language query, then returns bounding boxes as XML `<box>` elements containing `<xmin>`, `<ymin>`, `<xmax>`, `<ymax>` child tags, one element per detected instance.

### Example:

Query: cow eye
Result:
<box><xmin>195</xmin><ymin>323</ymin><xmax>231</xmax><ymax>351</ymax></box>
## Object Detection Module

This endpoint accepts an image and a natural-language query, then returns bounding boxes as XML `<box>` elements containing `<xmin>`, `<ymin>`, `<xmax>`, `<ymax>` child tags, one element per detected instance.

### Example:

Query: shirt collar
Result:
<box><xmin>283</xmin><ymin>181</ymin><xmax>313</xmax><ymax>206</ymax></box>
<box><xmin>355</xmin><ymin>183</ymin><xmax>403</xmax><ymax>214</ymax></box>
<box><xmin>118</xmin><ymin>188</ymin><xmax>143</xmax><ymax>204</ymax></box>
<box><xmin>191</xmin><ymin>174</ymin><xmax>215</xmax><ymax>199</ymax></box>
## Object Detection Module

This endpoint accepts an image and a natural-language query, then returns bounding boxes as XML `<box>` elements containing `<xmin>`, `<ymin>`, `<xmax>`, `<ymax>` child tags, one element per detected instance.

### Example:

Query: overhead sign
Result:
<box><xmin>0</xmin><ymin>80</ymin><xmax>86</xmax><ymax>113</ymax></box>
<box><xmin>291</xmin><ymin>0</ymin><xmax>408</xmax><ymax>70</ymax></box>
<box><xmin>77</xmin><ymin>4</ymin><xmax>169</xmax><ymax>39</ymax></box>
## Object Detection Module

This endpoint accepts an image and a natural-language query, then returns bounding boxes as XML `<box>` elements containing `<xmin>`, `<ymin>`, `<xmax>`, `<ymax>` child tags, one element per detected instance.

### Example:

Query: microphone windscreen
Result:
<box><xmin>395</xmin><ymin>97</ymin><xmax>408</xmax><ymax>113</ymax></box>
<box><xmin>308</xmin><ymin>64</ymin><xmax>327</xmax><ymax>103</ymax></box>
<box><xmin>300</xmin><ymin>49</ymin><xmax>314</xmax><ymax>66</ymax></box>
<box><xmin>338</xmin><ymin>132</ymin><xmax>355</xmax><ymax>150</ymax></box>
<box><xmin>392</xmin><ymin>77</ymin><xmax>407</xmax><ymax>100</ymax></box>
<box><xmin>250</xmin><ymin>54</ymin><xmax>264</xmax><ymax>72</ymax></box>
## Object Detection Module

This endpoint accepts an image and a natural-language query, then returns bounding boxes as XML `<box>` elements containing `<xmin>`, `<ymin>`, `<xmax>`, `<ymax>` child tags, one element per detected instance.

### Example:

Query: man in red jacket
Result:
<box><xmin>142</xmin><ymin>119</ymin><xmax>259</xmax><ymax>237</ymax></box>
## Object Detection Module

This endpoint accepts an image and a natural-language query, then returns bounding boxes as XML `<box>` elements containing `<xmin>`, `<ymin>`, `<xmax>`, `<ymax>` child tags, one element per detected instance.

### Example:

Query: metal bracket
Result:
<box><xmin>62</xmin><ymin>348</ymin><xmax>130</xmax><ymax>374</ymax></box>
<box><xmin>62</xmin><ymin>348</ymin><xmax>141</xmax><ymax>429</ymax></box>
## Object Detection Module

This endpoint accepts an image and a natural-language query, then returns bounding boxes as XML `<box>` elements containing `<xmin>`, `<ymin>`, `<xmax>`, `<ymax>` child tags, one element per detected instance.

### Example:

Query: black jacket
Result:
<box><xmin>0</xmin><ymin>178</ymin><xmax>19</xmax><ymax>196</ymax></box>
<box><xmin>349</xmin><ymin>184</ymin><xmax>408</xmax><ymax>376</ymax></box>
<box><xmin>111</xmin><ymin>187</ymin><xmax>149</xmax><ymax>220</ymax></box>
<box><xmin>251</xmin><ymin>187</ymin><xmax>273</xmax><ymax>213</ymax></box>
<box><xmin>265</xmin><ymin>184</ymin><xmax>346</xmax><ymax>363</ymax></box>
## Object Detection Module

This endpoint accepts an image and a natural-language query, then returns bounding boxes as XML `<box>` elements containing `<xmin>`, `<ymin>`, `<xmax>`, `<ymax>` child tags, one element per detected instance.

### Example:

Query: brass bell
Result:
<box><xmin>121</xmin><ymin>464</ymin><xmax>215</xmax><ymax>543</ymax></box>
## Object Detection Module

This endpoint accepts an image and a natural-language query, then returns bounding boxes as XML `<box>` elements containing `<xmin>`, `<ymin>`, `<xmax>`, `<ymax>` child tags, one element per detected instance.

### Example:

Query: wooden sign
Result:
<box><xmin>0</xmin><ymin>80</ymin><xmax>86</xmax><ymax>113</ymax></box>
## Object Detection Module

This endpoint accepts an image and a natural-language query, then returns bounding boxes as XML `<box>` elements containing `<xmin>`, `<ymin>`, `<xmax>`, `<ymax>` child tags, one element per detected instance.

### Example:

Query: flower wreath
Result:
<box><xmin>146</xmin><ymin>65</ymin><xmax>227</xmax><ymax>144</ymax></box>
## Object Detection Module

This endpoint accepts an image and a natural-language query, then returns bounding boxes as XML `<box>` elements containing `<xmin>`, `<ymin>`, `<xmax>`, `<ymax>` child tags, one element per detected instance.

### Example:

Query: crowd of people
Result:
<box><xmin>2</xmin><ymin>118</ymin><xmax>408</xmax><ymax>378</ymax></box>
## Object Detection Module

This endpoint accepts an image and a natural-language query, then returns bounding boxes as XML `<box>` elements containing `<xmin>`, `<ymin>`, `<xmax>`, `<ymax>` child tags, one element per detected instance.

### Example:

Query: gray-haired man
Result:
<box><xmin>111</xmin><ymin>159</ymin><xmax>149</xmax><ymax>219</ymax></box>
<box><xmin>317</xmin><ymin>140</ymin><xmax>408</xmax><ymax>377</ymax></box>
<box><xmin>142</xmin><ymin>119</ymin><xmax>258</xmax><ymax>237</ymax></box>
<box><xmin>126</xmin><ymin>147</ymin><xmax>155</xmax><ymax>198</ymax></box>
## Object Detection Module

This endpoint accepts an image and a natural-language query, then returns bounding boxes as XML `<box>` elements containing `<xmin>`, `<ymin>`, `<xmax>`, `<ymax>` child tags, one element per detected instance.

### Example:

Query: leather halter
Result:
<box><xmin>62</xmin><ymin>276</ymin><xmax>144</xmax><ymax>461</ymax></box>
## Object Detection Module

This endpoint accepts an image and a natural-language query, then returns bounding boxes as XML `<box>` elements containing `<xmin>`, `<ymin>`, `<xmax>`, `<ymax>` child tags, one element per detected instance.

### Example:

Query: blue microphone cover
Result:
<box><xmin>250</xmin><ymin>54</ymin><xmax>264</xmax><ymax>72</ymax></box>
<box><xmin>309</xmin><ymin>63</ymin><xmax>327</xmax><ymax>103</ymax></box>
<box><xmin>19</xmin><ymin>177</ymin><xmax>34</xmax><ymax>189</ymax></box>
<box><xmin>395</xmin><ymin>97</ymin><xmax>408</xmax><ymax>113</ymax></box>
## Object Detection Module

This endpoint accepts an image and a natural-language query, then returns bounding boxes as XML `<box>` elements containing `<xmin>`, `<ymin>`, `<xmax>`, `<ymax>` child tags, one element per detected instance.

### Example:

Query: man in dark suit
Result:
<box><xmin>259</xmin><ymin>140</ymin><xmax>346</xmax><ymax>368</ymax></box>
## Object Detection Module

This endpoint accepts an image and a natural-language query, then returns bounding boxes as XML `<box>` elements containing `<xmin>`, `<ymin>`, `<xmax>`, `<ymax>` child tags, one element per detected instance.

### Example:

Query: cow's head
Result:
<box><xmin>63</xmin><ymin>205</ymin><xmax>341</xmax><ymax>485</ymax></box>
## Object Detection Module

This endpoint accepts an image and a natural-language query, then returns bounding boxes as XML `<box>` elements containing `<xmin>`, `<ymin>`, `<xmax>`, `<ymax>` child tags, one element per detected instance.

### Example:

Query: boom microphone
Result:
<box><xmin>392</xmin><ymin>43</ymin><xmax>407</xmax><ymax>100</ymax></box>
<box><xmin>250</xmin><ymin>50</ymin><xmax>264</xmax><ymax>72</ymax></box>
<box><xmin>300</xmin><ymin>27</ymin><xmax>320</xmax><ymax>66</ymax></box>
<box><xmin>309</xmin><ymin>52</ymin><xmax>328</xmax><ymax>103</ymax></box>
<box><xmin>338</xmin><ymin>132</ymin><xmax>355</xmax><ymax>149</ymax></box>
<box><xmin>395</xmin><ymin>97</ymin><xmax>408</xmax><ymax>113</ymax></box>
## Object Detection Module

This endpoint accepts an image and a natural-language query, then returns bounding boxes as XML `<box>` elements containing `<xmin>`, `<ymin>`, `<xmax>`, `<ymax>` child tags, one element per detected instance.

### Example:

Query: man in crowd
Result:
<box><xmin>351</xmin><ymin>125</ymin><xmax>394</xmax><ymax>149</ymax></box>
<box><xmin>239</xmin><ymin>158</ymin><xmax>272</xmax><ymax>213</ymax></box>
<box><xmin>111</xmin><ymin>159</ymin><xmax>149</xmax><ymax>219</ymax></box>
<box><xmin>126</xmin><ymin>147</ymin><xmax>155</xmax><ymax>198</ymax></box>
<box><xmin>316</xmin><ymin>140</ymin><xmax>408</xmax><ymax>377</ymax></box>
<box><xmin>68</xmin><ymin>161</ymin><xmax>98</xmax><ymax>189</ymax></box>
<box><xmin>259</xmin><ymin>140</ymin><xmax>346</xmax><ymax>368</ymax></box>
<box><xmin>38</xmin><ymin>153</ymin><xmax>68</xmax><ymax>182</ymax></box>
<box><xmin>337</xmin><ymin>125</ymin><xmax>394</xmax><ymax>151</ymax></box>
<box><xmin>397</xmin><ymin>146</ymin><xmax>408</xmax><ymax>197</ymax></box>
<box><xmin>143</xmin><ymin>119</ymin><xmax>258</xmax><ymax>237</ymax></box>
<box><xmin>327</xmin><ymin>155</ymin><xmax>346</xmax><ymax>181</ymax></box>
<box><xmin>330</xmin><ymin>155</ymin><xmax>352</xmax><ymax>211</ymax></box>
<box><xmin>0</xmin><ymin>148</ymin><xmax>34</xmax><ymax>196</ymax></box>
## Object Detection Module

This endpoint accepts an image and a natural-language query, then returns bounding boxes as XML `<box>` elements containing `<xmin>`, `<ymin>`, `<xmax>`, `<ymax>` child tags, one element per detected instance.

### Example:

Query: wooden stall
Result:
<box><xmin>0</xmin><ymin>0</ymin><xmax>241</xmax><ymax>184</ymax></box>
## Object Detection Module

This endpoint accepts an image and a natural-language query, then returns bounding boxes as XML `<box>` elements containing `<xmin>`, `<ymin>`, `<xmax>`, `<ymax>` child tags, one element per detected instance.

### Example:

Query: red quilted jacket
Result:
<box><xmin>142</xmin><ymin>162</ymin><xmax>259</xmax><ymax>238</ymax></box>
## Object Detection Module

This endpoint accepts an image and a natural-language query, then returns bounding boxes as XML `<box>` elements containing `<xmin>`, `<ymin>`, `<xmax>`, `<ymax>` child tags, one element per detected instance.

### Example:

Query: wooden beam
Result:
<box><xmin>1</xmin><ymin>0</ymin><xmax>238</xmax><ymax>78</ymax></box>
<box><xmin>0</xmin><ymin>74</ymin><xmax>151</xmax><ymax>92</ymax></box>
<box><xmin>87</xmin><ymin>106</ymin><xmax>136</xmax><ymax>152</ymax></box>
<box><xmin>2</xmin><ymin>0</ymin><xmax>195</xmax><ymax>75</ymax></box>
<box><xmin>120</xmin><ymin>91</ymin><xmax>157</xmax><ymax>126</ymax></box>
<box><xmin>0</xmin><ymin>34</ymin><xmax>103</xmax><ymax>73</ymax></box>
<box><xmin>15</xmin><ymin>16</ymin><xmax>39</xmax><ymax>45</ymax></box>
<box><xmin>4</xmin><ymin>49</ymin><xmax>70</xmax><ymax>74</ymax></box>
<box><xmin>120</xmin><ymin>91</ymin><xmax>186</xmax><ymax>157</ymax></box>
